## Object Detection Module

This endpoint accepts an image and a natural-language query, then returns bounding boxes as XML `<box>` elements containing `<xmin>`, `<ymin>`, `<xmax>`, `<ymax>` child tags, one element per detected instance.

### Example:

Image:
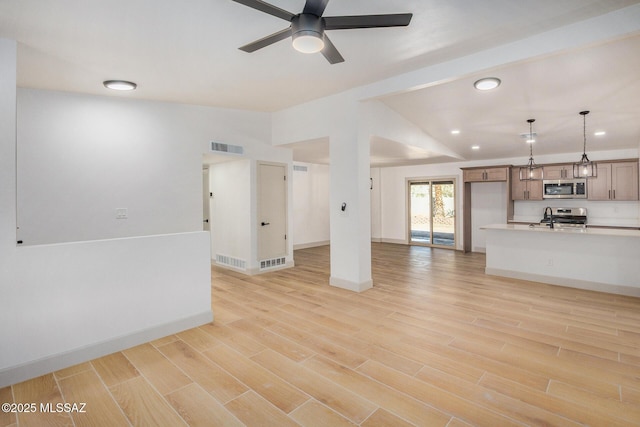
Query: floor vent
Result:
<box><xmin>293</xmin><ymin>165</ymin><xmax>308</xmax><ymax>172</ymax></box>
<box><xmin>216</xmin><ymin>254</ymin><xmax>246</xmax><ymax>270</ymax></box>
<box><xmin>211</xmin><ymin>142</ymin><xmax>244</xmax><ymax>155</ymax></box>
<box><xmin>260</xmin><ymin>257</ymin><xmax>286</xmax><ymax>270</ymax></box>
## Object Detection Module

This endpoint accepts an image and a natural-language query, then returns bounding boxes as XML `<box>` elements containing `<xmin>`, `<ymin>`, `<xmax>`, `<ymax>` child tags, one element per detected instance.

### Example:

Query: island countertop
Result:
<box><xmin>481</xmin><ymin>223</ymin><xmax>640</xmax><ymax>296</ymax></box>
<box><xmin>483</xmin><ymin>223</ymin><xmax>640</xmax><ymax>238</ymax></box>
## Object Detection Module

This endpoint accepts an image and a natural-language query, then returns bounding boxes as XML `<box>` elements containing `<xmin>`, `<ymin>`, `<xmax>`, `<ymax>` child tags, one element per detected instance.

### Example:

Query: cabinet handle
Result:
<box><xmin>613</xmin><ymin>189</ymin><xmax>616</xmax><ymax>200</ymax></box>
<box><xmin>609</xmin><ymin>190</ymin><xmax>611</xmax><ymax>199</ymax></box>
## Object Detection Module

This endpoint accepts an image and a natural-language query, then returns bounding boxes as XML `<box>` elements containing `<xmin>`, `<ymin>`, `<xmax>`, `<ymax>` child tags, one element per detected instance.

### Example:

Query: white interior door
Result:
<box><xmin>258</xmin><ymin>162</ymin><xmax>287</xmax><ymax>260</ymax></box>
<box><xmin>202</xmin><ymin>168</ymin><xmax>210</xmax><ymax>231</ymax></box>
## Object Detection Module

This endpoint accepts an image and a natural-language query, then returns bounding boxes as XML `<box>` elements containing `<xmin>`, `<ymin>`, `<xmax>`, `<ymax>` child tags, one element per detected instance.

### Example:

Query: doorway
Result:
<box><xmin>408</xmin><ymin>179</ymin><xmax>455</xmax><ymax>248</ymax></box>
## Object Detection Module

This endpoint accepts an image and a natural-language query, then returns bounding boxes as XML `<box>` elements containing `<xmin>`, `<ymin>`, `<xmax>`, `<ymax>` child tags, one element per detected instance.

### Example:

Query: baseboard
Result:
<box><xmin>485</xmin><ymin>268</ymin><xmax>640</xmax><ymax>297</ymax></box>
<box><xmin>380</xmin><ymin>238</ymin><xmax>407</xmax><ymax>245</ymax></box>
<box><xmin>294</xmin><ymin>241</ymin><xmax>330</xmax><ymax>250</ymax></box>
<box><xmin>0</xmin><ymin>310</ymin><xmax>213</xmax><ymax>388</ymax></box>
<box><xmin>329</xmin><ymin>276</ymin><xmax>373</xmax><ymax>292</ymax></box>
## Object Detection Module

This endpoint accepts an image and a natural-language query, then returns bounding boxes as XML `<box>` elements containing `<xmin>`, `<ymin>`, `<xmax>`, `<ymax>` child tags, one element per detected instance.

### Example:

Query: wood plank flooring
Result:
<box><xmin>3</xmin><ymin>243</ymin><xmax>640</xmax><ymax>426</ymax></box>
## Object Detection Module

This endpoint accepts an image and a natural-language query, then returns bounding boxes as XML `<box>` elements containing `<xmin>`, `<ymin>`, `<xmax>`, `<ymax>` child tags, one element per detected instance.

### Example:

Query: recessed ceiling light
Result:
<box><xmin>473</xmin><ymin>77</ymin><xmax>501</xmax><ymax>91</ymax></box>
<box><xmin>594</xmin><ymin>131</ymin><xmax>606</xmax><ymax>136</ymax></box>
<box><xmin>471</xmin><ymin>145</ymin><xmax>480</xmax><ymax>150</ymax></box>
<box><xmin>103</xmin><ymin>80</ymin><xmax>137</xmax><ymax>91</ymax></box>
<box><xmin>451</xmin><ymin>129</ymin><xmax>461</xmax><ymax>135</ymax></box>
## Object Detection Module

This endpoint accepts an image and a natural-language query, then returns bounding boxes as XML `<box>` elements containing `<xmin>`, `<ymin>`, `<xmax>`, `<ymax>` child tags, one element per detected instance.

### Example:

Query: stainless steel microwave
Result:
<box><xmin>543</xmin><ymin>179</ymin><xmax>587</xmax><ymax>199</ymax></box>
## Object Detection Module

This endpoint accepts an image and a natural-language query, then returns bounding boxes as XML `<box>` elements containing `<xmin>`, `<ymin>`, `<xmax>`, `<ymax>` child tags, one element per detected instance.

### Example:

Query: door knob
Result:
<box><xmin>261</xmin><ymin>222</ymin><xmax>270</xmax><ymax>226</ymax></box>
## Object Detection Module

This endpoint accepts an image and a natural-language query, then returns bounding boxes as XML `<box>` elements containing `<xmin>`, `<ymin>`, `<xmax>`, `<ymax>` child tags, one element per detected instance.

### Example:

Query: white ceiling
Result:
<box><xmin>1</xmin><ymin>0</ymin><xmax>639</xmax><ymax>165</ymax></box>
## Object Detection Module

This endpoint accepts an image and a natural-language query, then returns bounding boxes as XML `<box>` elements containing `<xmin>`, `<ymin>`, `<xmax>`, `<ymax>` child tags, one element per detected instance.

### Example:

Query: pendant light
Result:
<box><xmin>519</xmin><ymin>119</ymin><xmax>543</xmax><ymax>181</ymax></box>
<box><xmin>573</xmin><ymin>110</ymin><xmax>597</xmax><ymax>178</ymax></box>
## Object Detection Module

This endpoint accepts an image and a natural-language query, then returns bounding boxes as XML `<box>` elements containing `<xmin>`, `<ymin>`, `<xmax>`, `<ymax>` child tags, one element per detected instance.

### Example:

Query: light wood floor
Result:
<box><xmin>3</xmin><ymin>243</ymin><xmax>640</xmax><ymax>426</ymax></box>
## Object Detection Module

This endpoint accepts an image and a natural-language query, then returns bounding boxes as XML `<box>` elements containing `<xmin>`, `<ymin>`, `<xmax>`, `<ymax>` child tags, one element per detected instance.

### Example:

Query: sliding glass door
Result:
<box><xmin>409</xmin><ymin>180</ymin><xmax>455</xmax><ymax>247</ymax></box>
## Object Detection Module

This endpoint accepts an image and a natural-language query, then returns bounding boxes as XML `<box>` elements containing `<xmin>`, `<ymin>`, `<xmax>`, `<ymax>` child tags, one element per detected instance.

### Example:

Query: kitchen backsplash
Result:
<box><xmin>512</xmin><ymin>199</ymin><xmax>640</xmax><ymax>227</ymax></box>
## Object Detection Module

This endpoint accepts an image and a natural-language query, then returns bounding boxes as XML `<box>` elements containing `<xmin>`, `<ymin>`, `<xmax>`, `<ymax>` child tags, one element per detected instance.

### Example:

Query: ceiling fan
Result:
<box><xmin>231</xmin><ymin>0</ymin><xmax>413</xmax><ymax>64</ymax></box>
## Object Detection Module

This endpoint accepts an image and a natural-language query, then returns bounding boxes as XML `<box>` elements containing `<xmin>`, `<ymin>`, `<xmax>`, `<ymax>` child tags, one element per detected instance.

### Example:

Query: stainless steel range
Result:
<box><xmin>540</xmin><ymin>207</ymin><xmax>587</xmax><ymax>228</ymax></box>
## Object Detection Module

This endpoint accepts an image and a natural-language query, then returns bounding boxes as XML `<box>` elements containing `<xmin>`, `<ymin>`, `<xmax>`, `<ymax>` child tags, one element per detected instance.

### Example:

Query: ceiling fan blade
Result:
<box><xmin>324</xmin><ymin>13</ymin><xmax>413</xmax><ymax>30</ymax></box>
<box><xmin>231</xmin><ymin>0</ymin><xmax>295</xmax><ymax>22</ymax></box>
<box><xmin>321</xmin><ymin>34</ymin><xmax>344</xmax><ymax>64</ymax></box>
<box><xmin>239</xmin><ymin>27</ymin><xmax>292</xmax><ymax>52</ymax></box>
<box><xmin>303</xmin><ymin>0</ymin><xmax>330</xmax><ymax>17</ymax></box>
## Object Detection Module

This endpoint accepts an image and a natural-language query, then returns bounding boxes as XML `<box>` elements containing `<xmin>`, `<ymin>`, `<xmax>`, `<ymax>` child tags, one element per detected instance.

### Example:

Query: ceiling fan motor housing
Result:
<box><xmin>292</xmin><ymin>13</ymin><xmax>325</xmax><ymax>44</ymax></box>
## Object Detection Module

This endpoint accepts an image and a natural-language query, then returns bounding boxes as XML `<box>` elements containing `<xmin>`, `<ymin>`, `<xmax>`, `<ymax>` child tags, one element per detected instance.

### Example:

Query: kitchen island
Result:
<box><xmin>481</xmin><ymin>223</ymin><xmax>640</xmax><ymax>296</ymax></box>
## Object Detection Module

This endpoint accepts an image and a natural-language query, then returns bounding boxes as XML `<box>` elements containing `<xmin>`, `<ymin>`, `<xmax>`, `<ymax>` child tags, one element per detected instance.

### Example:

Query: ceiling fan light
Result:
<box><xmin>473</xmin><ymin>77</ymin><xmax>501</xmax><ymax>91</ymax></box>
<box><xmin>292</xmin><ymin>31</ymin><xmax>324</xmax><ymax>53</ymax></box>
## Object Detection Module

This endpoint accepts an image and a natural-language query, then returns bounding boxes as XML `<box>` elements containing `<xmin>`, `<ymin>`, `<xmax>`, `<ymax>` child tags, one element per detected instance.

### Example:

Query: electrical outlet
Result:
<box><xmin>547</xmin><ymin>258</ymin><xmax>553</xmax><ymax>266</ymax></box>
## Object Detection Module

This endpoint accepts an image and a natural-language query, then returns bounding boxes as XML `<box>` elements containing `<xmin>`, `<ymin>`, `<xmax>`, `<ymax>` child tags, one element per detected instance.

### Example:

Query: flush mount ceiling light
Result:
<box><xmin>451</xmin><ymin>129</ymin><xmax>461</xmax><ymax>135</ymax></box>
<box><xmin>471</xmin><ymin>145</ymin><xmax>480</xmax><ymax>150</ymax></box>
<box><xmin>473</xmin><ymin>77</ymin><xmax>501</xmax><ymax>91</ymax></box>
<box><xmin>103</xmin><ymin>80</ymin><xmax>137</xmax><ymax>91</ymax></box>
<box><xmin>519</xmin><ymin>119</ymin><xmax>543</xmax><ymax>181</ymax></box>
<box><xmin>573</xmin><ymin>110</ymin><xmax>597</xmax><ymax>178</ymax></box>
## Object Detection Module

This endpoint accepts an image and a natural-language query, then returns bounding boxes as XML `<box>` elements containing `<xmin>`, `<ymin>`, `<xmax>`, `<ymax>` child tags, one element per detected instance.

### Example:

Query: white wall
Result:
<box><xmin>471</xmin><ymin>182</ymin><xmax>507</xmax><ymax>252</ymax></box>
<box><xmin>209</xmin><ymin>159</ymin><xmax>251</xmax><ymax>265</ymax></box>
<box><xmin>16</xmin><ymin>88</ymin><xmax>273</xmax><ymax>246</ymax></box>
<box><xmin>292</xmin><ymin>162</ymin><xmax>330</xmax><ymax>248</ymax></box>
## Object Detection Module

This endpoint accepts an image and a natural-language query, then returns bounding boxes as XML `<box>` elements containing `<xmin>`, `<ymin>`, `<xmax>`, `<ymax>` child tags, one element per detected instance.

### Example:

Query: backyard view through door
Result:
<box><xmin>409</xmin><ymin>180</ymin><xmax>455</xmax><ymax>247</ymax></box>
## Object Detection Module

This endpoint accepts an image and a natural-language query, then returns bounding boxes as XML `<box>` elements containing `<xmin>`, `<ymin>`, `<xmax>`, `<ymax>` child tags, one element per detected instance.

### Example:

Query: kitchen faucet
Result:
<box><xmin>544</xmin><ymin>207</ymin><xmax>555</xmax><ymax>229</ymax></box>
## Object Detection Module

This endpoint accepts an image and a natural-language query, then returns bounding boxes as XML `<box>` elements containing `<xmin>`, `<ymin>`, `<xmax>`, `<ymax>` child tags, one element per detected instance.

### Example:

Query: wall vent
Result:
<box><xmin>211</xmin><ymin>142</ymin><xmax>244</xmax><ymax>155</ymax></box>
<box><xmin>216</xmin><ymin>254</ymin><xmax>246</xmax><ymax>270</ymax></box>
<box><xmin>293</xmin><ymin>165</ymin><xmax>308</xmax><ymax>172</ymax></box>
<box><xmin>260</xmin><ymin>257</ymin><xmax>286</xmax><ymax>270</ymax></box>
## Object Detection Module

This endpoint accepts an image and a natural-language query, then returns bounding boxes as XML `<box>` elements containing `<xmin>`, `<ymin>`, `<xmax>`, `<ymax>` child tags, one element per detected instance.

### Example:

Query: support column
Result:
<box><xmin>328</xmin><ymin>104</ymin><xmax>372</xmax><ymax>292</ymax></box>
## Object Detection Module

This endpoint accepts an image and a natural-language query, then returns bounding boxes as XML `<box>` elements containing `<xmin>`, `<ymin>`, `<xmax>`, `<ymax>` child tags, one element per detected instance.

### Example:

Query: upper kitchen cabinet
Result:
<box><xmin>510</xmin><ymin>168</ymin><xmax>543</xmax><ymax>200</ymax></box>
<box><xmin>463</xmin><ymin>166</ymin><xmax>509</xmax><ymax>182</ymax></box>
<box><xmin>543</xmin><ymin>164</ymin><xmax>573</xmax><ymax>180</ymax></box>
<box><xmin>588</xmin><ymin>160</ymin><xmax>639</xmax><ymax>201</ymax></box>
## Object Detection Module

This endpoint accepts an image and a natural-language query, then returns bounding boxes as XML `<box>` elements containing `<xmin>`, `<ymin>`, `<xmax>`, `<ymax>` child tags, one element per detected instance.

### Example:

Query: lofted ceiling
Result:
<box><xmin>1</xmin><ymin>0</ymin><xmax>639</xmax><ymax>166</ymax></box>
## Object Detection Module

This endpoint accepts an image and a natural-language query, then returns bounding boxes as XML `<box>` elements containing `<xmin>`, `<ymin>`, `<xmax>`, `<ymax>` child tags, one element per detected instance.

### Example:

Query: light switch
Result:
<box><xmin>116</xmin><ymin>208</ymin><xmax>128</xmax><ymax>219</ymax></box>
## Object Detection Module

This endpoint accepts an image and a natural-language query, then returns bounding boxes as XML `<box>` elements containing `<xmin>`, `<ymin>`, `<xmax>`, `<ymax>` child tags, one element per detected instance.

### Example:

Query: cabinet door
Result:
<box><xmin>612</xmin><ymin>162</ymin><xmax>639</xmax><ymax>201</ymax></box>
<box><xmin>587</xmin><ymin>163</ymin><xmax>611</xmax><ymax>200</ymax></box>
<box><xmin>510</xmin><ymin>169</ymin><xmax>527</xmax><ymax>200</ymax></box>
<box><xmin>510</xmin><ymin>168</ymin><xmax>543</xmax><ymax>200</ymax></box>
<box><xmin>527</xmin><ymin>179</ymin><xmax>543</xmax><ymax>200</ymax></box>
<box><xmin>463</xmin><ymin>169</ymin><xmax>486</xmax><ymax>182</ymax></box>
<box><xmin>485</xmin><ymin>167</ymin><xmax>508</xmax><ymax>182</ymax></box>
<box><xmin>543</xmin><ymin>164</ymin><xmax>572</xmax><ymax>180</ymax></box>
